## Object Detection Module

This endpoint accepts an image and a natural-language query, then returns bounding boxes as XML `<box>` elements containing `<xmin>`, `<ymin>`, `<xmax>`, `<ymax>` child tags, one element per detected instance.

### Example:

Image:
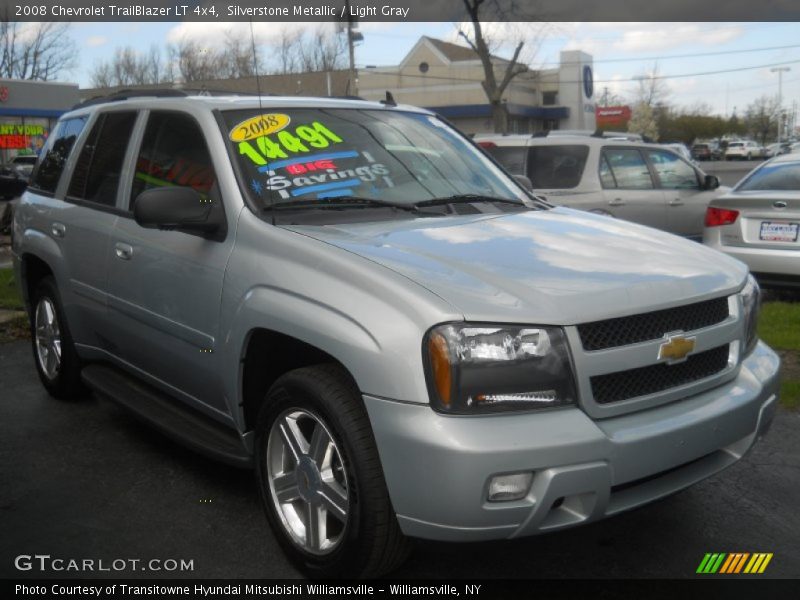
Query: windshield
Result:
<box><xmin>221</xmin><ymin>107</ymin><xmax>528</xmax><ymax>213</ymax></box>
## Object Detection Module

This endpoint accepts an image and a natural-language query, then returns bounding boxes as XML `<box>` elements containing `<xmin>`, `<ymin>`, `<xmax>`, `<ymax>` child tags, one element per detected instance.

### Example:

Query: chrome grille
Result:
<box><xmin>578</xmin><ymin>297</ymin><xmax>729</xmax><ymax>351</ymax></box>
<box><xmin>590</xmin><ymin>345</ymin><xmax>730</xmax><ymax>405</ymax></box>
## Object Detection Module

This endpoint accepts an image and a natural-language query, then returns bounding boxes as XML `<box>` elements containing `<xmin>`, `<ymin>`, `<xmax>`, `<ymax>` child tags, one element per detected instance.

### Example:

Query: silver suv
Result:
<box><xmin>476</xmin><ymin>133</ymin><xmax>728</xmax><ymax>240</ymax></box>
<box><xmin>12</xmin><ymin>92</ymin><xmax>780</xmax><ymax>578</ymax></box>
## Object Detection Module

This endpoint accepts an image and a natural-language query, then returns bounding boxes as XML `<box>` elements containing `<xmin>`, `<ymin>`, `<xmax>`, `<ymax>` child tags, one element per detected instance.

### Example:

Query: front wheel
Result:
<box><xmin>255</xmin><ymin>364</ymin><xmax>410</xmax><ymax>578</ymax></box>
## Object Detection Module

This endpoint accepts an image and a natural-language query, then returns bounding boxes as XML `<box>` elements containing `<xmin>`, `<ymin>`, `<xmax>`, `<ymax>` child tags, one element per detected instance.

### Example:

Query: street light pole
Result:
<box><xmin>771</xmin><ymin>66</ymin><xmax>790</xmax><ymax>144</ymax></box>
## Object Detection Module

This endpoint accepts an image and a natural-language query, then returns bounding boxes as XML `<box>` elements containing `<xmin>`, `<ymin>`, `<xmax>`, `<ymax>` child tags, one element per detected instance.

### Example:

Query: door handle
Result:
<box><xmin>608</xmin><ymin>198</ymin><xmax>625</xmax><ymax>206</ymax></box>
<box><xmin>51</xmin><ymin>222</ymin><xmax>66</xmax><ymax>238</ymax></box>
<box><xmin>669</xmin><ymin>198</ymin><xmax>684</xmax><ymax>206</ymax></box>
<box><xmin>115</xmin><ymin>242</ymin><xmax>133</xmax><ymax>261</ymax></box>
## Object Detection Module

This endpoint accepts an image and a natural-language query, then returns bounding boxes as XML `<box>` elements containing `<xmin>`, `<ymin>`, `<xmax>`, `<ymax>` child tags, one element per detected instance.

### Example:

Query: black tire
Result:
<box><xmin>30</xmin><ymin>276</ymin><xmax>86</xmax><ymax>399</ymax></box>
<box><xmin>255</xmin><ymin>364</ymin><xmax>410</xmax><ymax>579</ymax></box>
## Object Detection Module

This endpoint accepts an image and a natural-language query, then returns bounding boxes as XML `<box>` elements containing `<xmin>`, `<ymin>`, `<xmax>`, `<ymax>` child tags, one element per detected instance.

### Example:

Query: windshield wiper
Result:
<box><xmin>267</xmin><ymin>196</ymin><xmax>442</xmax><ymax>215</ymax></box>
<box><xmin>412</xmin><ymin>194</ymin><xmax>527</xmax><ymax>209</ymax></box>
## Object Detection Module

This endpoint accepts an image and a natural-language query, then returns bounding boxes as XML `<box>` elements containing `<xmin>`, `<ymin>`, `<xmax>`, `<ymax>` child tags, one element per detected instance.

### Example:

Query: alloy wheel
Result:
<box><xmin>266</xmin><ymin>408</ymin><xmax>349</xmax><ymax>555</ymax></box>
<box><xmin>35</xmin><ymin>297</ymin><xmax>62</xmax><ymax>380</ymax></box>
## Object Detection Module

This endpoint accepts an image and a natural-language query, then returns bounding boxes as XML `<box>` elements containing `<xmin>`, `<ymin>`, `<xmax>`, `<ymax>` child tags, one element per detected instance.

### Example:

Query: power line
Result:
<box><xmin>359</xmin><ymin>57</ymin><xmax>800</xmax><ymax>86</ymax></box>
<box><xmin>542</xmin><ymin>43</ymin><xmax>800</xmax><ymax>67</ymax></box>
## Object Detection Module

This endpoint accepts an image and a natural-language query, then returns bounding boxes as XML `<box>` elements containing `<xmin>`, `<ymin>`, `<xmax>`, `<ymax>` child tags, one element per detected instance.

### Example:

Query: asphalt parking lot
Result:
<box><xmin>1</xmin><ymin>339</ymin><xmax>798</xmax><ymax>580</ymax></box>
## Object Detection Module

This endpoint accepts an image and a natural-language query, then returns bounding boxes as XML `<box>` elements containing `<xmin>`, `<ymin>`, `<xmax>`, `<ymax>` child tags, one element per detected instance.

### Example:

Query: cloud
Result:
<box><xmin>560</xmin><ymin>22</ymin><xmax>745</xmax><ymax>55</ymax></box>
<box><xmin>85</xmin><ymin>36</ymin><xmax>108</xmax><ymax>48</ymax></box>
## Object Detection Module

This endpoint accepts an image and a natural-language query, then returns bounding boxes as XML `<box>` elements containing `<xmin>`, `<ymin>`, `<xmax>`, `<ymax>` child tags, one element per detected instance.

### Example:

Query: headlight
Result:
<box><xmin>740</xmin><ymin>274</ymin><xmax>761</xmax><ymax>356</ymax></box>
<box><xmin>423</xmin><ymin>323</ymin><xmax>577</xmax><ymax>414</ymax></box>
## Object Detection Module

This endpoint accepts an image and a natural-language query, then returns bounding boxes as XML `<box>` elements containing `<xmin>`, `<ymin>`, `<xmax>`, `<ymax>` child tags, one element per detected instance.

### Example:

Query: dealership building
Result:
<box><xmin>81</xmin><ymin>36</ymin><xmax>596</xmax><ymax>135</ymax></box>
<box><xmin>0</xmin><ymin>79</ymin><xmax>80</xmax><ymax>163</ymax></box>
<box><xmin>358</xmin><ymin>36</ymin><xmax>596</xmax><ymax>134</ymax></box>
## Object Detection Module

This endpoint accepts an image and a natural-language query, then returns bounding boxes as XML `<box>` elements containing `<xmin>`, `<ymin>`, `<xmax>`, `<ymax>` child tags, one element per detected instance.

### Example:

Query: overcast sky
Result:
<box><xmin>68</xmin><ymin>21</ymin><xmax>800</xmax><ymax>119</ymax></box>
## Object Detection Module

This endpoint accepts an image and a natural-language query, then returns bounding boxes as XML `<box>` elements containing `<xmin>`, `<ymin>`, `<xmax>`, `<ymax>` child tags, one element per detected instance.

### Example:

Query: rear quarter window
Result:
<box><xmin>485</xmin><ymin>146</ymin><xmax>528</xmax><ymax>176</ymax></box>
<box><xmin>527</xmin><ymin>145</ymin><xmax>589</xmax><ymax>189</ymax></box>
<box><xmin>736</xmin><ymin>161</ymin><xmax>800</xmax><ymax>191</ymax></box>
<box><xmin>28</xmin><ymin>117</ymin><xmax>87</xmax><ymax>195</ymax></box>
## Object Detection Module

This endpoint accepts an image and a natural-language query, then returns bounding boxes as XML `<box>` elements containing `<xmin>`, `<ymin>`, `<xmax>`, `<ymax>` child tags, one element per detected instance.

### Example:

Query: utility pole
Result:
<box><xmin>341</xmin><ymin>0</ymin><xmax>361</xmax><ymax>97</ymax></box>
<box><xmin>771</xmin><ymin>66</ymin><xmax>790</xmax><ymax>144</ymax></box>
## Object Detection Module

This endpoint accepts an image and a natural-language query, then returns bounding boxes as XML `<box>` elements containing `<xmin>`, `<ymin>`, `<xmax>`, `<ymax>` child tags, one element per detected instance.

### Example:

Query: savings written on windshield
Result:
<box><xmin>223</xmin><ymin>107</ymin><xmax>529</xmax><ymax>209</ymax></box>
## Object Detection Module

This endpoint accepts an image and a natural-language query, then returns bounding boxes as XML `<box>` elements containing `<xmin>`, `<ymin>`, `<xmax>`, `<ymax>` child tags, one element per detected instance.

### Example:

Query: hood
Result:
<box><xmin>284</xmin><ymin>207</ymin><xmax>747</xmax><ymax>325</ymax></box>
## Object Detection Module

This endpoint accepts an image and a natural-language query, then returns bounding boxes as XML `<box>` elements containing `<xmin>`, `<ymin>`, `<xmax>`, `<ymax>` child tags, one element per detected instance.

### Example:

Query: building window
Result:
<box><xmin>542</xmin><ymin>91</ymin><xmax>558</xmax><ymax>106</ymax></box>
<box><xmin>419</xmin><ymin>61</ymin><xmax>429</xmax><ymax>73</ymax></box>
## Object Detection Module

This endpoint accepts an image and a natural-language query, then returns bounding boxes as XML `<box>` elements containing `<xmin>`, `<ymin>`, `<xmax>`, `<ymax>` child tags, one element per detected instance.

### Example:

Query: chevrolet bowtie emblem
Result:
<box><xmin>658</xmin><ymin>333</ymin><xmax>696</xmax><ymax>364</ymax></box>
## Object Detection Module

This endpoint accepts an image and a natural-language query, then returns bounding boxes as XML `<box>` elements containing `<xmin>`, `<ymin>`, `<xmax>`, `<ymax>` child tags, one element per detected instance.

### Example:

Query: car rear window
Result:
<box><xmin>736</xmin><ymin>161</ymin><xmax>800</xmax><ymax>191</ymax></box>
<box><xmin>485</xmin><ymin>146</ymin><xmax>528</xmax><ymax>176</ymax></box>
<box><xmin>527</xmin><ymin>145</ymin><xmax>589</xmax><ymax>189</ymax></box>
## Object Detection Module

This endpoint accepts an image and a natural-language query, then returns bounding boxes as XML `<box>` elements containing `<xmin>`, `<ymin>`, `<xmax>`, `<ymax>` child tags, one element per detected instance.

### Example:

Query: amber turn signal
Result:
<box><xmin>428</xmin><ymin>332</ymin><xmax>452</xmax><ymax>408</ymax></box>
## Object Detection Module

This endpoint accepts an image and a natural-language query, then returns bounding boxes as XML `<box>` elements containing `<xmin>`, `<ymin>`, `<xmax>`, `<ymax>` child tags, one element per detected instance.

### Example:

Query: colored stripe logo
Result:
<box><xmin>696</xmin><ymin>553</ymin><xmax>773</xmax><ymax>574</ymax></box>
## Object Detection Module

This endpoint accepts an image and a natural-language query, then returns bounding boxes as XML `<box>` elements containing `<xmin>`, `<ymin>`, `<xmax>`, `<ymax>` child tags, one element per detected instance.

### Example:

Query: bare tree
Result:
<box><xmin>631</xmin><ymin>63</ymin><xmax>670</xmax><ymax>108</ymax></box>
<box><xmin>222</xmin><ymin>31</ymin><xmax>262</xmax><ymax>79</ymax></box>
<box><xmin>457</xmin><ymin>1</ymin><xmax>539</xmax><ymax>133</ymax></box>
<box><xmin>167</xmin><ymin>33</ymin><xmax>261</xmax><ymax>84</ymax></box>
<box><xmin>0</xmin><ymin>21</ymin><xmax>76</xmax><ymax>81</ymax></box>
<box><xmin>90</xmin><ymin>45</ymin><xmax>170</xmax><ymax>87</ymax></box>
<box><xmin>745</xmin><ymin>95</ymin><xmax>780</xmax><ymax>145</ymax></box>
<box><xmin>168</xmin><ymin>38</ymin><xmax>226</xmax><ymax>83</ymax></box>
<box><xmin>300</xmin><ymin>26</ymin><xmax>347</xmax><ymax>72</ymax></box>
<box><xmin>273</xmin><ymin>29</ymin><xmax>303</xmax><ymax>75</ymax></box>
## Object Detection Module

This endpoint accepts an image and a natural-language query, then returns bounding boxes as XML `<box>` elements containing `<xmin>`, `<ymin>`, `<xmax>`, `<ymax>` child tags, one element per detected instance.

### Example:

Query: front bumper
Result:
<box><xmin>364</xmin><ymin>341</ymin><xmax>780</xmax><ymax>541</ymax></box>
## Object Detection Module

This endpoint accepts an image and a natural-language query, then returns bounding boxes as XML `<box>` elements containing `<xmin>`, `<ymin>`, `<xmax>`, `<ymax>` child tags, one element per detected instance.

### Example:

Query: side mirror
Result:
<box><xmin>134</xmin><ymin>186</ymin><xmax>222</xmax><ymax>235</ymax></box>
<box><xmin>513</xmin><ymin>174</ymin><xmax>533</xmax><ymax>191</ymax></box>
<box><xmin>703</xmin><ymin>174</ymin><xmax>720</xmax><ymax>190</ymax></box>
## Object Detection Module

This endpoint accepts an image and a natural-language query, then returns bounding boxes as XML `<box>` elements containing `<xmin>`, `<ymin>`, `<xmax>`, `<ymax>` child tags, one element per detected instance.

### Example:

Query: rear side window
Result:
<box><xmin>486</xmin><ymin>146</ymin><xmax>528</xmax><ymax>176</ymax></box>
<box><xmin>601</xmin><ymin>148</ymin><xmax>654</xmax><ymax>190</ymax></box>
<box><xmin>28</xmin><ymin>117</ymin><xmax>87</xmax><ymax>194</ymax></box>
<box><xmin>527</xmin><ymin>145</ymin><xmax>588</xmax><ymax>189</ymax></box>
<box><xmin>129</xmin><ymin>111</ymin><xmax>218</xmax><ymax>209</ymax></box>
<box><xmin>67</xmin><ymin>111</ymin><xmax>137</xmax><ymax>206</ymax></box>
<box><xmin>737</xmin><ymin>161</ymin><xmax>800</xmax><ymax>191</ymax></box>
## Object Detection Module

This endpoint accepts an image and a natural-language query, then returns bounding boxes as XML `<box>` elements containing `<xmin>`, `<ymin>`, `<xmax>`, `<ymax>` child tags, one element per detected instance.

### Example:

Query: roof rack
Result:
<box><xmin>72</xmin><ymin>88</ymin><xmax>261</xmax><ymax>110</ymax></box>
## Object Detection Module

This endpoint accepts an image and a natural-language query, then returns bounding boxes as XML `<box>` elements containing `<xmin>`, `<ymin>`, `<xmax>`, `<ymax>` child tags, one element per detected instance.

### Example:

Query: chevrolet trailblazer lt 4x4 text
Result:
<box><xmin>12</xmin><ymin>92</ymin><xmax>780</xmax><ymax>578</ymax></box>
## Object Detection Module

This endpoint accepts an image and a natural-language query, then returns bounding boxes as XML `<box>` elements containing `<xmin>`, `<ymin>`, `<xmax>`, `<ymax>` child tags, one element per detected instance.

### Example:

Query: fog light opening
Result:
<box><xmin>487</xmin><ymin>472</ymin><xmax>533</xmax><ymax>502</ymax></box>
<box><xmin>551</xmin><ymin>496</ymin><xmax>564</xmax><ymax>510</ymax></box>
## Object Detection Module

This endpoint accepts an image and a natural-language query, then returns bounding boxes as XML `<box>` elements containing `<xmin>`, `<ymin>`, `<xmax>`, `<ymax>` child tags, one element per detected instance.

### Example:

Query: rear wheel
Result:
<box><xmin>31</xmin><ymin>276</ymin><xmax>86</xmax><ymax>399</ymax></box>
<box><xmin>255</xmin><ymin>364</ymin><xmax>410</xmax><ymax>578</ymax></box>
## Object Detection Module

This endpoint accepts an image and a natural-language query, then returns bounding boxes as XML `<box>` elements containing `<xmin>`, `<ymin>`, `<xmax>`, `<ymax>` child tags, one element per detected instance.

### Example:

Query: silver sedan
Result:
<box><xmin>704</xmin><ymin>153</ymin><xmax>800</xmax><ymax>288</ymax></box>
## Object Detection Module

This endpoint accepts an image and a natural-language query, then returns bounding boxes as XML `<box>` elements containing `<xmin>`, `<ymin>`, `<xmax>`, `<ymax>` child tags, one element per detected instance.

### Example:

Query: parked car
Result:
<box><xmin>13</xmin><ymin>92</ymin><xmax>779</xmax><ymax>578</ymax></box>
<box><xmin>0</xmin><ymin>163</ymin><xmax>29</xmax><ymax>199</ymax></box>
<box><xmin>704</xmin><ymin>153</ymin><xmax>800</xmax><ymax>288</ymax></box>
<box><xmin>725</xmin><ymin>140</ymin><xmax>764</xmax><ymax>161</ymax></box>
<box><xmin>476</xmin><ymin>133</ymin><xmax>728</xmax><ymax>239</ymax></box>
<box><xmin>663</xmin><ymin>143</ymin><xmax>693</xmax><ymax>163</ymax></box>
<box><xmin>765</xmin><ymin>142</ymin><xmax>792</xmax><ymax>158</ymax></box>
<box><xmin>11</xmin><ymin>155</ymin><xmax>37</xmax><ymax>180</ymax></box>
<box><xmin>691</xmin><ymin>142</ymin><xmax>722</xmax><ymax>161</ymax></box>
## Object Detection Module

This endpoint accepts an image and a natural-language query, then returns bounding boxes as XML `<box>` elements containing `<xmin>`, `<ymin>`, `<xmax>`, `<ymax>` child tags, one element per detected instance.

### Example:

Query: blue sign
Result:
<box><xmin>583</xmin><ymin>65</ymin><xmax>594</xmax><ymax>99</ymax></box>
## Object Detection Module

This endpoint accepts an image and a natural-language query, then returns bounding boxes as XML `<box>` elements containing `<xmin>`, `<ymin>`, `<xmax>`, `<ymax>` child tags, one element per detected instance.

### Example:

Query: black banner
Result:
<box><xmin>0</xmin><ymin>0</ymin><xmax>798</xmax><ymax>22</ymax></box>
<box><xmin>5</xmin><ymin>579</ymin><xmax>800</xmax><ymax>600</ymax></box>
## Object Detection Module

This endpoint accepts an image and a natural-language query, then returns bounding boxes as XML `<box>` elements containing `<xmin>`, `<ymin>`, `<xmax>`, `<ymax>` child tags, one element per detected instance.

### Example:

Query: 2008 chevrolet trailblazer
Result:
<box><xmin>12</xmin><ymin>92</ymin><xmax>779</xmax><ymax>578</ymax></box>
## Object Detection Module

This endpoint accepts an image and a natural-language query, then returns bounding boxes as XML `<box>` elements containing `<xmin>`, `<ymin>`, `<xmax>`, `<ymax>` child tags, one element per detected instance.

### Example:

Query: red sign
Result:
<box><xmin>0</xmin><ymin>135</ymin><xmax>28</xmax><ymax>149</ymax></box>
<box><xmin>0</xmin><ymin>87</ymin><xmax>8</xmax><ymax>103</ymax></box>
<box><xmin>596</xmin><ymin>105</ymin><xmax>632</xmax><ymax>127</ymax></box>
